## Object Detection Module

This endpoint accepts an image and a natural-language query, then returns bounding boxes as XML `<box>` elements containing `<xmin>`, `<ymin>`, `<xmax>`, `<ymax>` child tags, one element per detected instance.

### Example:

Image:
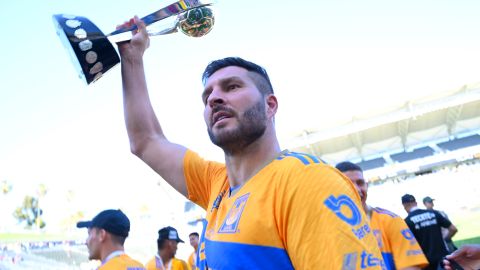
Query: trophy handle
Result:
<box><xmin>108</xmin><ymin>0</ymin><xmax>214</xmax><ymax>37</ymax></box>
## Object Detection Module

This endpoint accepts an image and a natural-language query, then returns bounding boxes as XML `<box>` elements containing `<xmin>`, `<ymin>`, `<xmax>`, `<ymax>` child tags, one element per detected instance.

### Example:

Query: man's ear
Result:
<box><xmin>98</xmin><ymin>228</ymin><xmax>108</xmax><ymax>242</ymax></box>
<box><xmin>266</xmin><ymin>94</ymin><xmax>278</xmax><ymax>117</ymax></box>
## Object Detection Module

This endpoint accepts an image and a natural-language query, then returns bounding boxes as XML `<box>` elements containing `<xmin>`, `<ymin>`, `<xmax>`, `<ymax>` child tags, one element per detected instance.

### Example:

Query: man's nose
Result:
<box><xmin>207</xmin><ymin>89</ymin><xmax>226</xmax><ymax>107</ymax></box>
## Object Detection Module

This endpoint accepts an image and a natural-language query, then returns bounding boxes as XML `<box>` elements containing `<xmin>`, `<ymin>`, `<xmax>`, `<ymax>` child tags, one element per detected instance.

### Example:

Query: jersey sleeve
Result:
<box><xmin>279</xmin><ymin>164</ymin><xmax>384</xmax><ymax>269</ymax></box>
<box><xmin>387</xmin><ymin>216</ymin><xmax>429</xmax><ymax>269</ymax></box>
<box><xmin>183</xmin><ymin>150</ymin><xmax>225</xmax><ymax>210</ymax></box>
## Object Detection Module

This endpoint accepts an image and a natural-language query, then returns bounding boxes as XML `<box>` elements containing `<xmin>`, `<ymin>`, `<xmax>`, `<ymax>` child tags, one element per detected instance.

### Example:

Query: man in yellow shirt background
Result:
<box><xmin>187</xmin><ymin>232</ymin><xmax>199</xmax><ymax>270</ymax></box>
<box><xmin>76</xmin><ymin>209</ymin><xmax>145</xmax><ymax>270</ymax></box>
<box><xmin>145</xmin><ymin>226</ymin><xmax>190</xmax><ymax>270</ymax></box>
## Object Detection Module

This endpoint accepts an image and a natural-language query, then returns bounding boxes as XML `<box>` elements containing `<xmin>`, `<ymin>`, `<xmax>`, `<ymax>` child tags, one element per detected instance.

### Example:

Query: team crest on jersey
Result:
<box><xmin>218</xmin><ymin>193</ymin><xmax>250</xmax><ymax>233</ymax></box>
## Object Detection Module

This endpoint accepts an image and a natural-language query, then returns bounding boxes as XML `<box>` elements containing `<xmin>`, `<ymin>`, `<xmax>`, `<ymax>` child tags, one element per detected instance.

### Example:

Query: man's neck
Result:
<box><xmin>363</xmin><ymin>204</ymin><xmax>372</xmax><ymax>219</ymax></box>
<box><xmin>224</xmin><ymin>133</ymin><xmax>281</xmax><ymax>188</ymax></box>
<box><xmin>158</xmin><ymin>251</ymin><xmax>172</xmax><ymax>265</ymax></box>
<box><xmin>408</xmin><ymin>206</ymin><xmax>419</xmax><ymax>213</ymax></box>
<box><xmin>101</xmin><ymin>246</ymin><xmax>125</xmax><ymax>262</ymax></box>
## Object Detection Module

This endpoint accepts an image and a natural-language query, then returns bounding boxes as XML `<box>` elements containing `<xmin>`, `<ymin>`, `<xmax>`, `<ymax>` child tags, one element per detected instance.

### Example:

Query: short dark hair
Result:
<box><xmin>335</xmin><ymin>161</ymin><xmax>363</xmax><ymax>173</ymax></box>
<box><xmin>202</xmin><ymin>57</ymin><xmax>274</xmax><ymax>95</ymax></box>
<box><xmin>110</xmin><ymin>234</ymin><xmax>127</xmax><ymax>246</ymax></box>
<box><xmin>189</xmin><ymin>232</ymin><xmax>199</xmax><ymax>238</ymax></box>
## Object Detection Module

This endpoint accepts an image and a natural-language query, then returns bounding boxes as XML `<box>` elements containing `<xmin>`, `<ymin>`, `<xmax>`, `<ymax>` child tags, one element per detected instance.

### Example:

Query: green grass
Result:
<box><xmin>450</xmin><ymin>208</ymin><xmax>480</xmax><ymax>242</ymax></box>
<box><xmin>454</xmin><ymin>236</ymin><xmax>480</xmax><ymax>246</ymax></box>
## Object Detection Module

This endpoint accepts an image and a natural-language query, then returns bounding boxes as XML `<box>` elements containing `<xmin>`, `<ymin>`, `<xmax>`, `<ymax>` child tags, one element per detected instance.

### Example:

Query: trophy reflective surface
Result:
<box><xmin>53</xmin><ymin>0</ymin><xmax>215</xmax><ymax>84</ymax></box>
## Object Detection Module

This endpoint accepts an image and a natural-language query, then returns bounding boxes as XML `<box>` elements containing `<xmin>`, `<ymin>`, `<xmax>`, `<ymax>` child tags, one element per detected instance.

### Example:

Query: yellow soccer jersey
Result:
<box><xmin>184</xmin><ymin>150</ymin><xmax>385</xmax><ymax>270</ymax></box>
<box><xmin>188</xmin><ymin>252</ymin><xmax>197</xmax><ymax>270</ymax></box>
<box><xmin>99</xmin><ymin>253</ymin><xmax>145</xmax><ymax>270</ymax></box>
<box><xmin>370</xmin><ymin>207</ymin><xmax>429</xmax><ymax>270</ymax></box>
<box><xmin>145</xmin><ymin>256</ymin><xmax>190</xmax><ymax>270</ymax></box>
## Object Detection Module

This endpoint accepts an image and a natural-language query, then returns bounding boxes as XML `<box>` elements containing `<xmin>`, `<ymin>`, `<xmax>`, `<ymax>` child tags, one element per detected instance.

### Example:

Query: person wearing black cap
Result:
<box><xmin>145</xmin><ymin>226</ymin><xmax>189</xmax><ymax>270</ymax></box>
<box><xmin>423</xmin><ymin>196</ymin><xmax>458</xmax><ymax>253</ymax></box>
<box><xmin>402</xmin><ymin>194</ymin><xmax>458</xmax><ymax>270</ymax></box>
<box><xmin>76</xmin><ymin>209</ymin><xmax>145</xmax><ymax>270</ymax></box>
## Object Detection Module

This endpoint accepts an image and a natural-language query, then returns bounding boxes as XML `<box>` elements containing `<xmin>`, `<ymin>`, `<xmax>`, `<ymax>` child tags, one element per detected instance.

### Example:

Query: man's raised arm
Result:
<box><xmin>117</xmin><ymin>16</ymin><xmax>188</xmax><ymax>196</ymax></box>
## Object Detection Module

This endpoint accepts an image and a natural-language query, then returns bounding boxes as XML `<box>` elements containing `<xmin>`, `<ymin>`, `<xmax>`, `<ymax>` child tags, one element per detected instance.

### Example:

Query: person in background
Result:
<box><xmin>145</xmin><ymin>226</ymin><xmax>190</xmax><ymax>270</ymax></box>
<box><xmin>422</xmin><ymin>196</ymin><xmax>458</xmax><ymax>253</ymax></box>
<box><xmin>76</xmin><ymin>209</ymin><xmax>145</xmax><ymax>270</ymax></box>
<box><xmin>187</xmin><ymin>232</ymin><xmax>199</xmax><ymax>270</ymax></box>
<box><xmin>402</xmin><ymin>194</ymin><xmax>458</xmax><ymax>270</ymax></box>
<box><xmin>336</xmin><ymin>161</ymin><xmax>428</xmax><ymax>270</ymax></box>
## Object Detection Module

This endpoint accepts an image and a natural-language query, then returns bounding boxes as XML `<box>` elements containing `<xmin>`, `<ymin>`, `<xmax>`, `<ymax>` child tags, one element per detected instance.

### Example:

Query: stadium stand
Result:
<box><xmin>288</xmin><ymin>83</ymin><xmax>480</xmax><ymax>181</ymax></box>
<box><xmin>356</xmin><ymin>157</ymin><xmax>387</xmax><ymax>171</ymax></box>
<box><xmin>438</xmin><ymin>134</ymin><xmax>480</xmax><ymax>151</ymax></box>
<box><xmin>390</xmin><ymin>146</ymin><xmax>435</xmax><ymax>163</ymax></box>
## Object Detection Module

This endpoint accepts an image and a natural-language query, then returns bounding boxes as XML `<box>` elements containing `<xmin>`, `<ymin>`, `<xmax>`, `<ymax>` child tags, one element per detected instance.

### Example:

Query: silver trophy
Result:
<box><xmin>53</xmin><ymin>0</ymin><xmax>215</xmax><ymax>84</ymax></box>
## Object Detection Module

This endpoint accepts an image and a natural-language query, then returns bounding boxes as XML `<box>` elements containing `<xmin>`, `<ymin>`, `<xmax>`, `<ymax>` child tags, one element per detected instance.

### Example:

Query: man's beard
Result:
<box><xmin>208</xmin><ymin>100</ymin><xmax>267</xmax><ymax>156</ymax></box>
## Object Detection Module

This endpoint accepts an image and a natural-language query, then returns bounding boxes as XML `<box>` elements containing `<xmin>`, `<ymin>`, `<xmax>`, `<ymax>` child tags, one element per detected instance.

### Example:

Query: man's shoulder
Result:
<box><xmin>172</xmin><ymin>258</ymin><xmax>190</xmax><ymax>269</ymax></box>
<box><xmin>409</xmin><ymin>208</ymin><xmax>427</xmax><ymax>215</ymax></box>
<box><xmin>372</xmin><ymin>207</ymin><xmax>400</xmax><ymax>218</ymax></box>
<box><xmin>275</xmin><ymin>151</ymin><xmax>326</xmax><ymax>167</ymax></box>
<box><xmin>101</xmin><ymin>254</ymin><xmax>145</xmax><ymax>270</ymax></box>
<box><xmin>273</xmin><ymin>153</ymin><xmax>354</xmax><ymax>193</ymax></box>
<box><xmin>273</xmin><ymin>151</ymin><xmax>336</xmax><ymax>176</ymax></box>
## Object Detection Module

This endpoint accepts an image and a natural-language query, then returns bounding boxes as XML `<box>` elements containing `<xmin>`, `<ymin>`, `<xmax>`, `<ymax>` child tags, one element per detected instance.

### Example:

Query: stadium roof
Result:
<box><xmin>288</xmin><ymin>82</ymin><xmax>480</xmax><ymax>167</ymax></box>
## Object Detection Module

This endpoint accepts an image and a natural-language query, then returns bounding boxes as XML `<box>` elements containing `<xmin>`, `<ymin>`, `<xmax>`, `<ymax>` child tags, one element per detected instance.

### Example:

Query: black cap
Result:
<box><xmin>158</xmin><ymin>226</ymin><xmax>184</xmax><ymax>243</ymax></box>
<box><xmin>401</xmin><ymin>194</ymin><xmax>416</xmax><ymax>204</ymax></box>
<box><xmin>77</xmin><ymin>209</ymin><xmax>130</xmax><ymax>237</ymax></box>
<box><xmin>423</xmin><ymin>196</ymin><xmax>435</xmax><ymax>203</ymax></box>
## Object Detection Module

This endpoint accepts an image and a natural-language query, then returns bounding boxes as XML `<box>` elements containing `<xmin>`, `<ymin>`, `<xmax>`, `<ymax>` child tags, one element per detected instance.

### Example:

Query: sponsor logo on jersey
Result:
<box><xmin>409</xmin><ymin>212</ymin><xmax>439</xmax><ymax>229</ymax></box>
<box><xmin>406</xmin><ymin>249</ymin><xmax>424</xmax><ymax>256</ymax></box>
<box><xmin>342</xmin><ymin>252</ymin><xmax>358</xmax><ymax>270</ymax></box>
<box><xmin>360</xmin><ymin>251</ymin><xmax>385</xmax><ymax>269</ymax></box>
<box><xmin>401</xmin><ymin>228</ymin><xmax>418</xmax><ymax>245</ymax></box>
<box><xmin>324</xmin><ymin>194</ymin><xmax>371</xmax><ymax>239</ymax></box>
<box><xmin>218</xmin><ymin>193</ymin><xmax>250</xmax><ymax>233</ymax></box>
<box><xmin>324</xmin><ymin>195</ymin><xmax>362</xmax><ymax>226</ymax></box>
<box><xmin>352</xmin><ymin>223</ymin><xmax>371</xmax><ymax>240</ymax></box>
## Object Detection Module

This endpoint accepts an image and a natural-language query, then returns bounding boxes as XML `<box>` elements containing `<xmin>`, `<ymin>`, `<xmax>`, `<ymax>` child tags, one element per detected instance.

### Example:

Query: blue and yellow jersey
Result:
<box><xmin>99</xmin><ymin>254</ymin><xmax>145</xmax><ymax>270</ymax></box>
<box><xmin>184</xmin><ymin>150</ymin><xmax>384</xmax><ymax>269</ymax></box>
<box><xmin>145</xmin><ymin>256</ymin><xmax>190</xmax><ymax>270</ymax></box>
<box><xmin>370</xmin><ymin>207</ymin><xmax>428</xmax><ymax>270</ymax></box>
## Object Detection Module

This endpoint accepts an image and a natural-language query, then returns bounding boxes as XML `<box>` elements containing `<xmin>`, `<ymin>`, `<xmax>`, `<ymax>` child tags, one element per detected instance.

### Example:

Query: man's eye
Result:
<box><xmin>228</xmin><ymin>84</ymin><xmax>239</xmax><ymax>90</ymax></box>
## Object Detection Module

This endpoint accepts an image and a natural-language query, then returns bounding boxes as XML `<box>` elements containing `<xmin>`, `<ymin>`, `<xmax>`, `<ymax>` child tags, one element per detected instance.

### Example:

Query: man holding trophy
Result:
<box><xmin>115</xmin><ymin>13</ymin><xmax>385</xmax><ymax>269</ymax></box>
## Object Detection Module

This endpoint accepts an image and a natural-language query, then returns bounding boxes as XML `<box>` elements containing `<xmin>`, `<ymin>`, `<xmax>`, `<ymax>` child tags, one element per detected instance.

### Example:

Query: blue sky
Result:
<box><xmin>1</xmin><ymin>0</ymin><xmax>480</xmax><ymax>255</ymax></box>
